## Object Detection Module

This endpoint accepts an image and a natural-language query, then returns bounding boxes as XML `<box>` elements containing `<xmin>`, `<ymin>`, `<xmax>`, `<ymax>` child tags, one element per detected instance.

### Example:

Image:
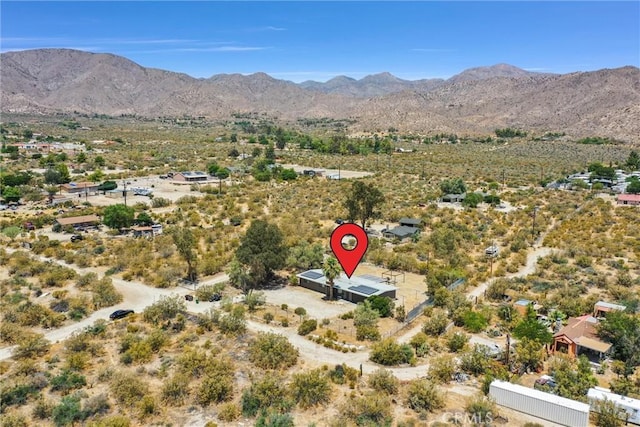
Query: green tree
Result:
<box><xmin>94</xmin><ymin>156</ymin><xmax>106</xmax><ymax>167</ymax></box>
<box><xmin>597</xmin><ymin>311</ymin><xmax>640</xmax><ymax>369</ymax></box>
<box><xmin>343</xmin><ymin>181</ymin><xmax>385</xmax><ymax>228</ymax></box>
<box><xmin>354</xmin><ymin>300</ymin><xmax>381</xmax><ymax>341</ymax></box>
<box><xmin>285</xmin><ymin>242</ymin><xmax>324</xmax><ymax>269</ymax></box>
<box><xmin>135</xmin><ymin>212</ymin><xmax>153</xmax><ymax>226</ymax></box>
<box><xmin>462</xmin><ymin>192</ymin><xmax>484</xmax><ymax>208</ymax></box>
<box><xmin>2</xmin><ymin>225</ymin><xmax>22</xmax><ymax>240</ymax></box>
<box><xmin>76</xmin><ymin>152</ymin><xmax>87</xmax><ymax>163</ymax></box>
<box><xmin>55</xmin><ymin>163</ymin><xmax>71</xmax><ymax>184</ymax></box>
<box><xmin>515</xmin><ymin>337</ymin><xmax>545</xmax><ymax>372</ymax></box>
<box><xmin>592</xmin><ymin>397</ymin><xmax>625</xmax><ymax>427</ymax></box>
<box><xmin>322</xmin><ymin>256</ymin><xmax>341</xmax><ymax>300</ymax></box>
<box><xmin>512</xmin><ymin>305</ymin><xmax>552</xmax><ymax>344</ymax></box>
<box><xmin>170</xmin><ymin>227</ymin><xmax>198</xmax><ymax>282</ymax></box>
<box><xmin>627</xmin><ymin>179</ymin><xmax>640</xmax><ymax>194</ymax></box>
<box><xmin>440</xmin><ymin>177</ymin><xmax>467</xmax><ymax>195</ymax></box>
<box><xmin>626</xmin><ymin>150</ymin><xmax>640</xmax><ymax>170</ymax></box>
<box><xmin>367</xmin><ymin>295</ymin><xmax>395</xmax><ymax>318</ymax></box>
<box><xmin>265</xmin><ymin>142</ymin><xmax>276</xmax><ymax>163</ymax></box>
<box><xmin>236</xmin><ymin>220</ymin><xmax>287</xmax><ymax>288</ymax></box>
<box><xmin>97</xmin><ymin>180</ymin><xmax>117</xmax><ymax>193</ymax></box>
<box><xmin>552</xmin><ymin>355</ymin><xmax>597</xmax><ymax>401</ymax></box>
<box><xmin>216</xmin><ymin>168</ymin><xmax>230</xmax><ymax>179</ymax></box>
<box><xmin>2</xmin><ymin>186</ymin><xmax>21</xmax><ymax>203</ymax></box>
<box><xmin>102</xmin><ymin>204</ymin><xmax>135</xmax><ymax>230</ymax></box>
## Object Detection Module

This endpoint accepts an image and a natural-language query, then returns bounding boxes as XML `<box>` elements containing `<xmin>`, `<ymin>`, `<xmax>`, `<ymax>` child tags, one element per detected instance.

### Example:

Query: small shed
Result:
<box><xmin>441</xmin><ymin>193</ymin><xmax>466</xmax><ymax>203</ymax></box>
<box><xmin>593</xmin><ymin>301</ymin><xmax>626</xmax><ymax>318</ymax></box>
<box><xmin>55</xmin><ymin>214</ymin><xmax>100</xmax><ymax>230</ymax></box>
<box><xmin>398</xmin><ymin>218</ymin><xmax>422</xmax><ymax>228</ymax></box>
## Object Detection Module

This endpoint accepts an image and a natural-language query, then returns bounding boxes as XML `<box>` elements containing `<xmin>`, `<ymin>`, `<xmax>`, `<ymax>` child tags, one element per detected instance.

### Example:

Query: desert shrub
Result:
<box><xmin>218</xmin><ymin>402</ymin><xmax>241</xmax><ymax>422</ymax></box>
<box><xmin>461</xmin><ymin>310</ymin><xmax>489</xmax><ymax>333</ymax></box>
<box><xmin>151</xmin><ymin>197</ymin><xmax>172</xmax><ymax>208</ymax></box>
<box><xmin>241</xmin><ymin>373</ymin><xmax>291</xmax><ymax>417</ymax></box>
<box><xmin>195</xmin><ymin>283</ymin><xmax>225</xmax><ymax>301</ymax></box>
<box><xmin>86</xmin><ymin>415</ymin><xmax>131</xmax><ymax>427</ymax></box>
<box><xmin>12</xmin><ymin>333</ymin><xmax>50</xmax><ymax>359</ymax></box>
<box><xmin>52</xmin><ymin>395</ymin><xmax>82</xmax><ymax>426</ymax></box>
<box><xmin>249</xmin><ymin>333</ymin><xmax>298</xmax><ymax>370</ymax></box>
<box><xmin>356</xmin><ymin>325</ymin><xmax>381</xmax><ymax>341</ymax></box>
<box><xmin>290</xmin><ymin>368</ymin><xmax>331</xmax><ymax>409</ymax></box>
<box><xmin>32</xmin><ymin>397</ymin><xmax>54</xmax><ymax>420</ymax></box>
<box><xmin>142</xmin><ymin>295</ymin><xmax>185</xmax><ymax>325</ymax></box>
<box><xmin>196</xmin><ymin>371</ymin><xmax>233</xmax><ymax>406</ymax></box>
<box><xmin>0</xmin><ymin>383</ymin><xmax>39</xmax><ymax>411</ymax></box>
<box><xmin>263</xmin><ymin>312</ymin><xmax>274</xmax><ymax>324</ymax></box>
<box><xmin>297</xmin><ymin>319</ymin><xmax>317</xmax><ymax>336</ymax></box>
<box><xmin>161</xmin><ymin>373</ymin><xmax>190</xmax><ymax>406</ymax></box>
<box><xmin>338</xmin><ymin>392</ymin><xmax>393</xmax><ymax>426</ymax></box>
<box><xmin>465</xmin><ymin>395</ymin><xmax>497</xmax><ymax>427</ymax></box>
<box><xmin>50</xmin><ymin>369</ymin><xmax>87</xmax><ymax>394</ymax></box>
<box><xmin>422</xmin><ymin>310</ymin><xmax>449</xmax><ymax>336</ymax></box>
<box><xmin>409</xmin><ymin>332</ymin><xmax>430</xmax><ymax>357</ymax></box>
<box><xmin>244</xmin><ymin>290</ymin><xmax>266</xmax><ymax>311</ymax></box>
<box><xmin>109</xmin><ymin>372</ymin><xmax>148</xmax><ymax>407</ymax></box>
<box><xmin>370</xmin><ymin>338</ymin><xmax>413</xmax><ymax>366</ymax></box>
<box><xmin>91</xmin><ymin>278</ymin><xmax>123</xmax><ymax>309</ymax></box>
<box><xmin>81</xmin><ymin>393</ymin><xmax>111</xmax><ymax>420</ymax></box>
<box><xmin>255</xmin><ymin>412</ymin><xmax>295</xmax><ymax>427</ymax></box>
<box><xmin>218</xmin><ymin>305</ymin><xmax>246</xmax><ymax>335</ymax></box>
<box><xmin>329</xmin><ymin>364</ymin><xmax>359</xmax><ymax>385</ymax></box>
<box><xmin>460</xmin><ymin>345</ymin><xmax>493</xmax><ymax>376</ymax></box>
<box><xmin>368</xmin><ymin>368</ymin><xmax>399</xmax><ymax>395</ymax></box>
<box><xmin>367</xmin><ymin>295</ymin><xmax>395</xmax><ymax>318</ymax></box>
<box><xmin>446</xmin><ymin>332</ymin><xmax>469</xmax><ymax>352</ymax></box>
<box><xmin>428</xmin><ymin>355</ymin><xmax>456</xmax><ymax>384</ymax></box>
<box><xmin>405</xmin><ymin>379</ymin><xmax>445</xmax><ymax>413</ymax></box>
<box><xmin>0</xmin><ymin>413</ymin><xmax>28</xmax><ymax>427</ymax></box>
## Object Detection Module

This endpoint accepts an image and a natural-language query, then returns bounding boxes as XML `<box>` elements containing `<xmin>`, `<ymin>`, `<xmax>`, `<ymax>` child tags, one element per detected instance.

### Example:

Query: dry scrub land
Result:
<box><xmin>1</xmin><ymin>115</ymin><xmax>639</xmax><ymax>426</ymax></box>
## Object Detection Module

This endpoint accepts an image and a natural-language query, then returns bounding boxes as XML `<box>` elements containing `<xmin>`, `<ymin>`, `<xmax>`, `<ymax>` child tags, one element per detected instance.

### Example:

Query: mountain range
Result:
<box><xmin>1</xmin><ymin>49</ymin><xmax>639</xmax><ymax>142</ymax></box>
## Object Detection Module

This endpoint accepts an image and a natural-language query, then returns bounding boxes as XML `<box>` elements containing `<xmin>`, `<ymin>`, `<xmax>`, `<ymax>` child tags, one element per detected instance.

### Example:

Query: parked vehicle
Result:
<box><xmin>185</xmin><ymin>294</ymin><xmax>194</xmax><ymax>301</ymax></box>
<box><xmin>209</xmin><ymin>293</ymin><xmax>222</xmax><ymax>302</ymax></box>
<box><xmin>109</xmin><ymin>309</ymin><xmax>134</xmax><ymax>320</ymax></box>
<box><xmin>534</xmin><ymin>374</ymin><xmax>557</xmax><ymax>391</ymax></box>
<box><xmin>70</xmin><ymin>234</ymin><xmax>84</xmax><ymax>242</ymax></box>
<box><xmin>588</xmin><ymin>387</ymin><xmax>640</xmax><ymax>425</ymax></box>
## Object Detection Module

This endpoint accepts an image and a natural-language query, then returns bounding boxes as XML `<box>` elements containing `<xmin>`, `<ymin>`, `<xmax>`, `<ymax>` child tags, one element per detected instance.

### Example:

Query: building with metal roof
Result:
<box><xmin>297</xmin><ymin>269</ymin><xmax>397</xmax><ymax>303</ymax></box>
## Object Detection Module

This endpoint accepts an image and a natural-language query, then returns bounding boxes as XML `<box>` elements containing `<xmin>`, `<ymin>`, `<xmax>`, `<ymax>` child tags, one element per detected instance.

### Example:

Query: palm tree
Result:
<box><xmin>323</xmin><ymin>256</ymin><xmax>341</xmax><ymax>300</ymax></box>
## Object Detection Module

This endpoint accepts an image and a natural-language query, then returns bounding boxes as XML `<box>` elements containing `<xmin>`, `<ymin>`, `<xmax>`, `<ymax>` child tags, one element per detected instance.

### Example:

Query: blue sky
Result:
<box><xmin>1</xmin><ymin>2</ymin><xmax>638</xmax><ymax>82</ymax></box>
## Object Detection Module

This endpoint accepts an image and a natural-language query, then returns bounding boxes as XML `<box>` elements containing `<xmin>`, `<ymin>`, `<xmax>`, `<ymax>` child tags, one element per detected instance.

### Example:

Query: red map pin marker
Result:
<box><xmin>330</xmin><ymin>223</ymin><xmax>369</xmax><ymax>278</ymax></box>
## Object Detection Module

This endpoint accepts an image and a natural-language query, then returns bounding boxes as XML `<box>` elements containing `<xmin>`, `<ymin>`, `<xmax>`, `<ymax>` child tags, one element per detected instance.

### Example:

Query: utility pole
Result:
<box><xmin>531</xmin><ymin>206</ymin><xmax>538</xmax><ymax>243</ymax></box>
<box><xmin>123</xmin><ymin>179</ymin><xmax>128</xmax><ymax>206</ymax></box>
<box><xmin>505</xmin><ymin>334</ymin><xmax>511</xmax><ymax>368</ymax></box>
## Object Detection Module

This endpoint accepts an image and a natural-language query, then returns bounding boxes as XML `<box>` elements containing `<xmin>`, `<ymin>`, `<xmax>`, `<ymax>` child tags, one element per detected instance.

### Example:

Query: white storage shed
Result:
<box><xmin>490</xmin><ymin>380</ymin><xmax>590</xmax><ymax>427</ymax></box>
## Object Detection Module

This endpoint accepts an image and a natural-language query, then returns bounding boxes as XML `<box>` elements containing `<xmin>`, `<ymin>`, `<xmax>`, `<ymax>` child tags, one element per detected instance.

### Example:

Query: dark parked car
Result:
<box><xmin>209</xmin><ymin>293</ymin><xmax>222</xmax><ymax>302</ymax></box>
<box><xmin>185</xmin><ymin>294</ymin><xmax>194</xmax><ymax>301</ymax></box>
<box><xmin>70</xmin><ymin>234</ymin><xmax>84</xmax><ymax>242</ymax></box>
<box><xmin>109</xmin><ymin>309</ymin><xmax>134</xmax><ymax>320</ymax></box>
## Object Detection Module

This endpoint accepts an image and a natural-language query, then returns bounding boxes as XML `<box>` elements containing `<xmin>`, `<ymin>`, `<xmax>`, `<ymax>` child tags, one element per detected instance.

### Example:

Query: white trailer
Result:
<box><xmin>490</xmin><ymin>380</ymin><xmax>590</xmax><ymax>427</ymax></box>
<box><xmin>588</xmin><ymin>387</ymin><xmax>640</xmax><ymax>425</ymax></box>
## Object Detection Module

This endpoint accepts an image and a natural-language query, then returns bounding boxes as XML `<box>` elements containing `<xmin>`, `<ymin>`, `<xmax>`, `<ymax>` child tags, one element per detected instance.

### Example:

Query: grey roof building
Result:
<box><xmin>382</xmin><ymin>225</ymin><xmax>420</xmax><ymax>240</ymax></box>
<box><xmin>297</xmin><ymin>269</ymin><xmax>397</xmax><ymax>303</ymax></box>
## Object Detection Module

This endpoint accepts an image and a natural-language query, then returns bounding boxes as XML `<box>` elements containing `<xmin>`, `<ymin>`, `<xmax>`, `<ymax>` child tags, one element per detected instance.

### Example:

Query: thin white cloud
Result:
<box><xmin>523</xmin><ymin>67</ymin><xmax>551</xmax><ymax>72</ymax></box>
<box><xmin>123</xmin><ymin>46</ymin><xmax>270</xmax><ymax>54</ymax></box>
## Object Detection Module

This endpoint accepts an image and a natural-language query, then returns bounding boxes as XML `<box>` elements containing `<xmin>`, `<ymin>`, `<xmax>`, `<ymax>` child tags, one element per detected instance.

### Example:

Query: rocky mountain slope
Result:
<box><xmin>2</xmin><ymin>49</ymin><xmax>639</xmax><ymax>141</ymax></box>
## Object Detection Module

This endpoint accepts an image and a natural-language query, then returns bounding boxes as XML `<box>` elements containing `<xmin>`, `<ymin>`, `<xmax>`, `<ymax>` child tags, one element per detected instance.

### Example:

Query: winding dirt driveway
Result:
<box><xmin>1</xmin><ymin>237</ymin><xmax>555</xmax><ymax>377</ymax></box>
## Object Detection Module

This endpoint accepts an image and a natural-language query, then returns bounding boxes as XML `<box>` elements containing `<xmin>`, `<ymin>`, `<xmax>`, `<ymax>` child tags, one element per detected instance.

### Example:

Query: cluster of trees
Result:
<box><xmin>495</xmin><ymin>128</ymin><xmax>527</xmax><ymax>138</ymax></box>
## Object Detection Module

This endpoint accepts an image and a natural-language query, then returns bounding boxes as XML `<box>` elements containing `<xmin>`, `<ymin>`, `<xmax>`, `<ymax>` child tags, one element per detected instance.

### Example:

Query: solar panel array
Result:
<box><xmin>348</xmin><ymin>285</ymin><xmax>378</xmax><ymax>296</ymax></box>
<box><xmin>300</xmin><ymin>271</ymin><xmax>324</xmax><ymax>280</ymax></box>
